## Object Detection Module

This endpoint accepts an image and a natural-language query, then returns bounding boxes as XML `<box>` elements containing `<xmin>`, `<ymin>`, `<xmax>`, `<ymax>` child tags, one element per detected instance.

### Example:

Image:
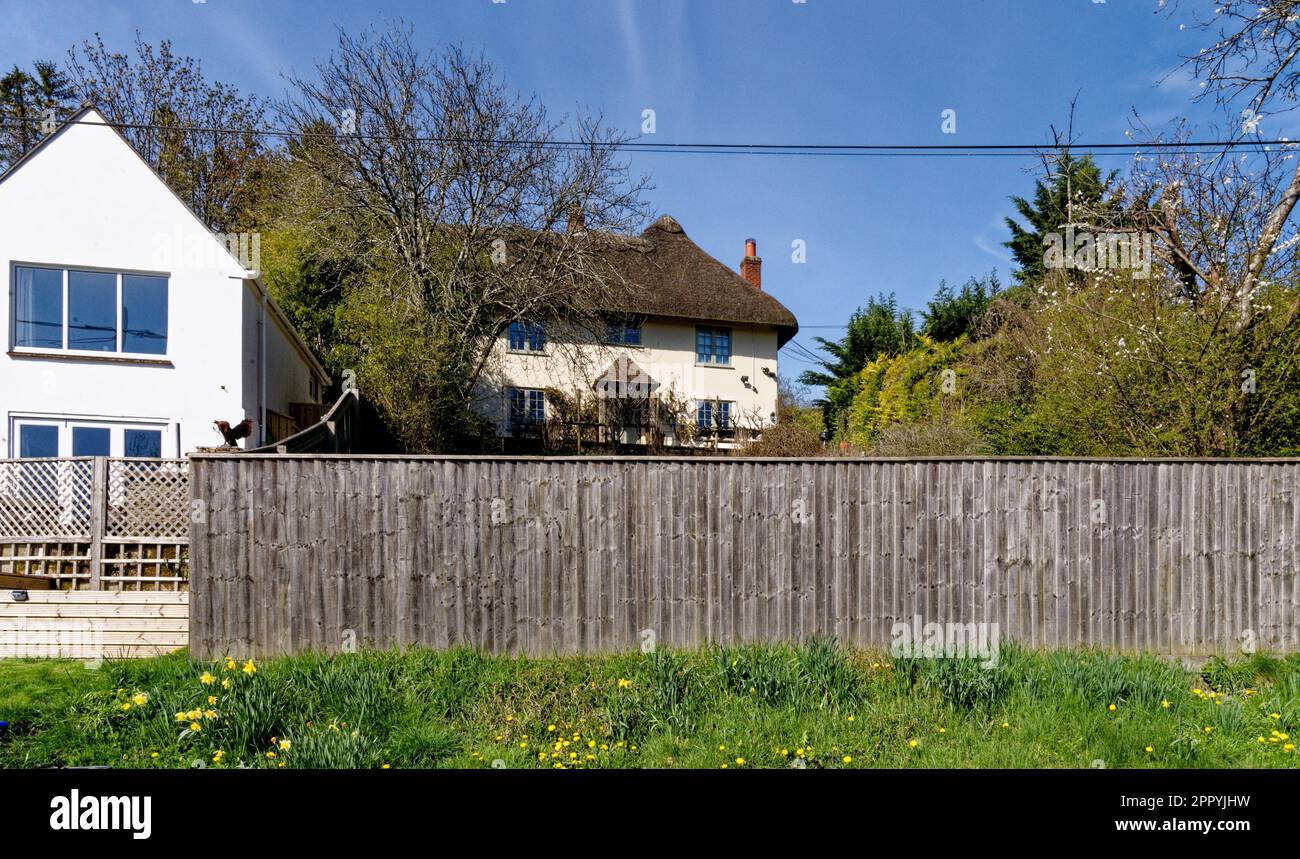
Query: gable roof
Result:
<box><xmin>0</xmin><ymin>103</ymin><xmax>329</xmax><ymax>383</ymax></box>
<box><xmin>597</xmin><ymin>215</ymin><xmax>799</xmax><ymax>345</ymax></box>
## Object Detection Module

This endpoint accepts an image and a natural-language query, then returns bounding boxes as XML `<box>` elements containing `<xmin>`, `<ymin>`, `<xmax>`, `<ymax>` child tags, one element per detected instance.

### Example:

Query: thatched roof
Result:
<box><xmin>596</xmin><ymin>215</ymin><xmax>799</xmax><ymax>345</ymax></box>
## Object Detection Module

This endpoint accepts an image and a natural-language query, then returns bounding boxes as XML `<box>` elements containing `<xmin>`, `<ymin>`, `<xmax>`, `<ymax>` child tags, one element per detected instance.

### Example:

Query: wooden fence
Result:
<box><xmin>0</xmin><ymin>457</ymin><xmax>190</xmax><ymax>590</ymax></box>
<box><xmin>0</xmin><ymin>590</ymin><xmax>189</xmax><ymax>659</ymax></box>
<box><xmin>187</xmin><ymin>456</ymin><xmax>1300</xmax><ymax>659</ymax></box>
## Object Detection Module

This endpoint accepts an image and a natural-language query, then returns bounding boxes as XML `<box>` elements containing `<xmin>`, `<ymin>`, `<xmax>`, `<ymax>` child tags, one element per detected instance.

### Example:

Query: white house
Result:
<box><xmin>476</xmin><ymin>215</ymin><xmax>799</xmax><ymax>449</ymax></box>
<box><xmin>0</xmin><ymin>105</ymin><xmax>328</xmax><ymax>458</ymax></box>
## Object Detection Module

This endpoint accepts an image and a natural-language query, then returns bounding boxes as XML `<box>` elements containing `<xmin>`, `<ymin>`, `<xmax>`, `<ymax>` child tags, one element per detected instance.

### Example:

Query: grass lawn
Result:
<box><xmin>0</xmin><ymin>641</ymin><xmax>1297</xmax><ymax>769</ymax></box>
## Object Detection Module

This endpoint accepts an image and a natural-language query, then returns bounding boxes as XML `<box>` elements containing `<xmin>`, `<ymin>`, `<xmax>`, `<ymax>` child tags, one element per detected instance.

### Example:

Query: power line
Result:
<box><xmin>7</xmin><ymin>115</ymin><xmax>1299</xmax><ymax>158</ymax></box>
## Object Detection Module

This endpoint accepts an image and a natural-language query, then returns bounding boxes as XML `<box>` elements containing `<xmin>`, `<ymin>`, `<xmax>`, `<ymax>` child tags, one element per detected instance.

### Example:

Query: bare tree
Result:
<box><xmin>66</xmin><ymin>32</ymin><xmax>269</xmax><ymax>232</ymax></box>
<box><xmin>1157</xmin><ymin>0</ymin><xmax>1300</xmax><ymax>324</ymax></box>
<box><xmin>274</xmin><ymin>24</ymin><xmax>649</xmax><ymax>451</ymax></box>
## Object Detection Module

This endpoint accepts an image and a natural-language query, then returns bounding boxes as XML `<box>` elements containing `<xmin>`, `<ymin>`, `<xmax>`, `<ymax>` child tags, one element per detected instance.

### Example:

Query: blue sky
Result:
<box><xmin>1</xmin><ymin>0</ymin><xmax>1239</xmax><ymax>372</ymax></box>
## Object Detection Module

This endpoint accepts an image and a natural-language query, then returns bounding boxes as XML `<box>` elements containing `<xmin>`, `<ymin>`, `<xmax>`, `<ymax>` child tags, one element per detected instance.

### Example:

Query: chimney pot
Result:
<box><xmin>740</xmin><ymin>238</ymin><xmax>762</xmax><ymax>289</ymax></box>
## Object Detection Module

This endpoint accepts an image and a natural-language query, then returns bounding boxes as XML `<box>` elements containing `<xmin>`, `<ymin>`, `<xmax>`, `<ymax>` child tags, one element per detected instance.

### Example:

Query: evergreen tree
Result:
<box><xmin>1004</xmin><ymin>154</ymin><xmax>1118</xmax><ymax>285</ymax></box>
<box><xmin>0</xmin><ymin>61</ymin><xmax>76</xmax><ymax>171</ymax></box>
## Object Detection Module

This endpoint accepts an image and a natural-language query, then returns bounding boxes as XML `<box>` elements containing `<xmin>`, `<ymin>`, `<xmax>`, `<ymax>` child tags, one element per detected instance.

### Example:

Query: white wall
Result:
<box><xmin>475</xmin><ymin>316</ymin><xmax>781</xmax><ymax>446</ymax></box>
<box><xmin>0</xmin><ymin>109</ymin><xmax>321</xmax><ymax>456</ymax></box>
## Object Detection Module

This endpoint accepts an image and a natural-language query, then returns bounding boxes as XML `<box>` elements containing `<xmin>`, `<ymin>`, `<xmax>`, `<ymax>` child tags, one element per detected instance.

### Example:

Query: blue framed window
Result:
<box><xmin>124</xmin><ymin>428</ymin><xmax>163</xmax><ymax>458</ymax></box>
<box><xmin>697</xmin><ymin>400</ymin><xmax>732</xmax><ymax>430</ymax></box>
<box><xmin>509</xmin><ymin>387</ymin><xmax>546</xmax><ymax>427</ymax></box>
<box><xmin>605</xmin><ymin>321</ymin><xmax>642</xmax><ymax>346</ymax></box>
<box><xmin>11</xmin><ymin>265</ymin><xmax>168</xmax><ymax>355</ymax></box>
<box><xmin>696</xmin><ymin>326</ymin><xmax>731</xmax><ymax>365</ymax></box>
<box><xmin>18</xmin><ymin>424</ymin><xmax>58</xmax><ymax>458</ymax></box>
<box><xmin>507</xmin><ymin>321</ymin><xmax>546</xmax><ymax>352</ymax></box>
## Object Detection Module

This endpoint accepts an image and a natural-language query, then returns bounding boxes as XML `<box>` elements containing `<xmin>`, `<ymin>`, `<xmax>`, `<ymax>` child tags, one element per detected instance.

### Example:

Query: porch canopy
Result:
<box><xmin>592</xmin><ymin>357</ymin><xmax>659</xmax><ymax>399</ymax></box>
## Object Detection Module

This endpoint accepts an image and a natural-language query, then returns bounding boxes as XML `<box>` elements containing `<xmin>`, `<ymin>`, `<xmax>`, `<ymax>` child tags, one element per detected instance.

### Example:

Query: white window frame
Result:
<box><xmin>9</xmin><ymin>263</ymin><xmax>170</xmax><ymax>358</ymax></box>
<box><xmin>9</xmin><ymin>414</ymin><xmax>174</xmax><ymax>458</ymax></box>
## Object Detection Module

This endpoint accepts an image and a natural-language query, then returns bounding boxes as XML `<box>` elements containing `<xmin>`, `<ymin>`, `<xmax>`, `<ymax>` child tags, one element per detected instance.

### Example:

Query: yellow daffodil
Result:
<box><xmin>242</xmin><ymin>659</ymin><xmax>257</xmax><ymax>675</ymax></box>
<box><xmin>120</xmin><ymin>703</ymin><xmax>131</xmax><ymax>711</ymax></box>
<box><xmin>201</xmin><ymin>672</ymin><xmax>215</xmax><ymax>685</ymax></box>
<box><xmin>279</xmin><ymin>739</ymin><xmax>291</xmax><ymax>751</ymax></box>
<box><xmin>266</xmin><ymin>751</ymin><xmax>276</xmax><ymax>759</ymax></box>
<box><xmin>132</xmin><ymin>693</ymin><xmax>148</xmax><ymax>706</ymax></box>
<box><xmin>189</xmin><ymin>722</ymin><xmax>201</xmax><ymax>732</ymax></box>
<box><xmin>213</xmin><ymin>750</ymin><xmax>224</xmax><ymax>762</ymax></box>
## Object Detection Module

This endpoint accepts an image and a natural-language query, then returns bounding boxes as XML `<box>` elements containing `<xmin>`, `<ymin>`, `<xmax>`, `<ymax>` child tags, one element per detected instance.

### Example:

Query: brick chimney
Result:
<box><xmin>739</xmin><ymin>238</ymin><xmax>762</xmax><ymax>289</ymax></box>
<box><xmin>567</xmin><ymin>204</ymin><xmax>586</xmax><ymax>234</ymax></box>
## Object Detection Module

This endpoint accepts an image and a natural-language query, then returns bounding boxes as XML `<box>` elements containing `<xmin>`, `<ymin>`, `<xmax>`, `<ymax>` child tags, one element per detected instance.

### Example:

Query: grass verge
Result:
<box><xmin>0</xmin><ymin>641</ymin><xmax>1297</xmax><ymax>769</ymax></box>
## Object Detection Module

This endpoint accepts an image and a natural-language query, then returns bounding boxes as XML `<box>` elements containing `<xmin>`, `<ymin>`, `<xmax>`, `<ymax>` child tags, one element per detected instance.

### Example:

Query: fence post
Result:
<box><xmin>88</xmin><ymin>457</ymin><xmax>107</xmax><ymax>590</ymax></box>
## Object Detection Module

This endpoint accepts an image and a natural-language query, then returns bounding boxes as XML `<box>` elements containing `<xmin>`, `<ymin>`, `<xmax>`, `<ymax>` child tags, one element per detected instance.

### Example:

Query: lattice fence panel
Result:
<box><xmin>99</xmin><ymin>541</ymin><xmax>188</xmax><ymax>591</ymax></box>
<box><xmin>0</xmin><ymin>458</ymin><xmax>94</xmax><ymax>539</ymax></box>
<box><xmin>105</xmin><ymin>459</ymin><xmax>191</xmax><ymax>540</ymax></box>
<box><xmin>0</xmin><ymin>541</ymin><xmax>92</xmax><ymax>589</ymax></box>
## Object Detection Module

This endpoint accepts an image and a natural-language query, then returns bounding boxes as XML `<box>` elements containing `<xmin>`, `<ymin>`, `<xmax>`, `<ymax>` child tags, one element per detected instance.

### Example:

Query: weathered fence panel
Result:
<box><xmin>188</xmin><ymin>456</ymin><xmax>1300</xmax><ymax>659</ymax></box>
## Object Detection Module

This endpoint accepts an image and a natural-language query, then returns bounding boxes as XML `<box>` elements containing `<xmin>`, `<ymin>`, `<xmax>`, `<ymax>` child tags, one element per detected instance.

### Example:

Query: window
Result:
<box><xmin>122</xmin><ymin>274</ymin><xmax>168</xmax><ymax>354</ymax></box>
<box><xmin>605</xmin><ymin>321</ymin><xmax>643</xmax><ymax>346</ymax></box>
<box><xmin>10</xmin><ymin>420</ymin><xmax>170</xmax><ymax>457</ymax></box>
<box><xmin>507</xmin><ymin>321</ymin><xmax>546</xmax><ymax>353</ymax></box>
<box><xmin>68</xmin><ymin>270</ymin><xmax>117</xmax><ymax>351</ymax></box>
<box><xmin>13</xmin><ymin>267</ymin><xmax>62</xmax><ymax>348</ymax></box>
<box><xmin>509</xmin><ymin>387</ymin><xmax>546</xmax><ymax>427</ymax></box>
<box><xmin>697</xmin><ymin>400</ymin><xmax>732</xmax><ymax>431</ymax></box>
<box><xmin>11</xmin><ymin>265</ymin><xmax>168</xmax><ymax>355</ymax></box>
<box><xmin>124</xmin><ymin>429</ymin><xmax>163</xmax><ymax>458</ymax></box>
<box><xmin>18</xmin><ymin>424</ymin><xmax>58</xmax><ymax>458</ymax></box>
<box><xmin>696</xmin><ymin>326</ymin><xmax>732</xmax><ymax>365</ymax></box>
<box><xmin>72</xmin><ymin>426</ymin><xmax>111</xmax><ymax>456</ymax></box>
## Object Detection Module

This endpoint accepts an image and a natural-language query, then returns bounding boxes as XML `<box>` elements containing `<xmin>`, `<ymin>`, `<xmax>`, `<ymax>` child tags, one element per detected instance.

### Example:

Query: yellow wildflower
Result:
<box><xmin>242</xmin><ymin>659</ymin><xmax>257</xmax><ymax>675</ymax></box>
<box><xmin>201</xmin><ymin>672</ymin><xmax>215</xmax><ymax>685</ymax></box>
